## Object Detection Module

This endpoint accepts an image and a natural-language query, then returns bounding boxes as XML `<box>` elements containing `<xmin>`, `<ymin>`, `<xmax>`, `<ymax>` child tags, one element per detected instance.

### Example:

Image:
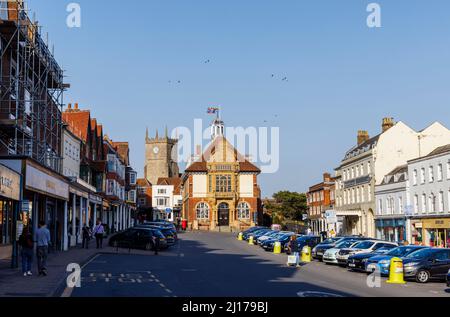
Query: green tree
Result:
<box><xmin>272</xmin><ymin>191</ymin><xmax>307</xmax><ymax>221</ymax></box>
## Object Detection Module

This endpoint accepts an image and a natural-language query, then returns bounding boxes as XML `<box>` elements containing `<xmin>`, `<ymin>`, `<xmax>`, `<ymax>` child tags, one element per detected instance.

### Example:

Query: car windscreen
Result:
<box><xmin>352</xmin><ymin>241</ymin><xmax>374</xmax><ymax>249</ymax></box>
<box><xmin>336</xmin><ymin>240</ymin><xmax>357</xmax><ymax>248</ymax></box>
<box><xmin>387</xmin><ymin>246</ymin><xmax>422</xmax><ymax>257</ymax></box>
<box><xmin>322</xmin><ymin>238</ymin><xmax>339</xmax><ymax>244</ymax></box>
<box><xmin>404</xmin><ymin>248</ymin><xmax>435</xmax><ymax>259</ymax></box>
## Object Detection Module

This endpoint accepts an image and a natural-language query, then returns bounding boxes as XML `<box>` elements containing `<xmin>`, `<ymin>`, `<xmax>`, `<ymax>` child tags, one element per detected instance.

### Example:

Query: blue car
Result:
<box><xmin>261</xmin><ymin>232</ymin><xmax>295</xmax><ymax>252</ymax></box>
<box><xmin>243</xmin><ymin>228</ymin><xmax>270</xmax><ymax>241</ymax></box>
<box><xmin>365</xmin><ymin>245</ymin><xmax>429</xmax><ymax>275</ymax></box>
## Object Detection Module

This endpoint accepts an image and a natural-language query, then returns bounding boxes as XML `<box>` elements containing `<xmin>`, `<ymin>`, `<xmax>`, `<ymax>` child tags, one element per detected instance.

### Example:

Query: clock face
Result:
<box><xmin>153</xmin><ymin>146</ymin><xmax>159</xmax><ymax>154</ymax></box>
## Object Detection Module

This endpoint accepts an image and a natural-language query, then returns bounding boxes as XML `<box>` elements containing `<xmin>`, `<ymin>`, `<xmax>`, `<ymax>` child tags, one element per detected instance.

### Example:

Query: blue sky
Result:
<box><xmin>27</xmin><ymin>0</ymin><xmax>450</xmax><ymax>197</ymax></box>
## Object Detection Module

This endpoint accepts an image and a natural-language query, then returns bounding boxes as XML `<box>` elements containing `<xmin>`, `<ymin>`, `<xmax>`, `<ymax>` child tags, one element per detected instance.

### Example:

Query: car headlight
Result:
<box><xmin>404</xmin><ymin>262</ymin><xmax>420</xmax><ymax>267</ymax></box>
<box><xmin>378</xmin><ymin>260</ymin><xmax>390</xmax><ymax>265</ymax></box>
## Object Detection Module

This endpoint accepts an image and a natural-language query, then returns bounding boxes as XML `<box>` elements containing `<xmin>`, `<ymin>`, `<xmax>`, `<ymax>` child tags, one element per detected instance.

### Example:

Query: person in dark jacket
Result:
<box><xmin>19</xmin><ymin>226</ymin><xmax>34</xmax><ymax>277</ymax></box>
<box><xmin>287</xmin><ymin>235</ymin><xmax>300</xmax><ymax>267</ymax></box>
<box><xmin>153</xmin><ymin>234</ymin><xmax>160</xmax><ymax>255</ymax></box>
<box><xmin>81</xmin><ymin>225</ymin><xmax>92</xmax><ymax>249</ymax></box>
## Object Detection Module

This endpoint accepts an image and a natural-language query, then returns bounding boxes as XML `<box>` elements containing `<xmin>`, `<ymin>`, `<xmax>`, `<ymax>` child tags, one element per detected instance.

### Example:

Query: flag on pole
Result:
<box><xmin>207</xmin><ymin>107</ymin><xmax>220</xmax><ymax>114</ymax></box>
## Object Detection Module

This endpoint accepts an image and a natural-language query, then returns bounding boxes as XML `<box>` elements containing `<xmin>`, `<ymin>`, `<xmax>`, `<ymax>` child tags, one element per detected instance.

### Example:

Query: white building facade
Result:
<box><xmin>335</xmin><ymin>118</ymin><xmax>450</xmax><ymax>238</ymax></box>
<box><xmin>152</xmin><ymin>178</ymin><xmax>182</xmax><ymax>222</ymax></box>
<box><xmin>62</xmin><ymin>126</ymin><xmax>81</xmax><ymax>178</ymax></box>
<box><xmin>407</xmin><ymin>145</ymin><xmax>450</xmax><ymax>248</ymax></box>
<box><xmin>374</xmin><ymin>165</ymin><xmax>410</xmax><ymax>243</ymax></box>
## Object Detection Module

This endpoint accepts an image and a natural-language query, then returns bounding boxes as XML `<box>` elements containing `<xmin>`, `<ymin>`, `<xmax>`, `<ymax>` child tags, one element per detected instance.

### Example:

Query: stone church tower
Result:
<box><xmin>145</xmin><ymin>127</ymin><xmax>180</xmax><ymax>185</ymax></box>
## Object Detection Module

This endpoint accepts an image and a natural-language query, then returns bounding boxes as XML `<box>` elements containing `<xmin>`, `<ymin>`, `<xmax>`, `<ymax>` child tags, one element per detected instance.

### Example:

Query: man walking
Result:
<box><xmin>35</xmin><ymin>221</ymin><xmax>51</xmax><ymax>276</ymax></box>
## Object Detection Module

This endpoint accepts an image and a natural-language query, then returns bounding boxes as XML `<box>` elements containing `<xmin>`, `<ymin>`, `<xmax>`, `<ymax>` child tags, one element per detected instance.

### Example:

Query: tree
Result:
<box><xmin>271</xmin><ymin>191</ymin><xmax>307</xmax><ymax>221</ymax></box>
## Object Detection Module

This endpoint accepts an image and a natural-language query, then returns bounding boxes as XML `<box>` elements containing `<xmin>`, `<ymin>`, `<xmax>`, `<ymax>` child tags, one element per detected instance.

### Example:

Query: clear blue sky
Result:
<box><xmin>28</xmin><ymin>0</ymin><xmax>450</xmax><ymax>197</ymax></box>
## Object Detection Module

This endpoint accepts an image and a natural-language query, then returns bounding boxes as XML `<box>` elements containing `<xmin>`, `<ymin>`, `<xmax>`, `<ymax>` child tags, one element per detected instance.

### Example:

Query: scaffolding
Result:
<box><xmin>0</xmin><ymin>0</ymin><xmax>68</xmax><ymax>172</ymax></box>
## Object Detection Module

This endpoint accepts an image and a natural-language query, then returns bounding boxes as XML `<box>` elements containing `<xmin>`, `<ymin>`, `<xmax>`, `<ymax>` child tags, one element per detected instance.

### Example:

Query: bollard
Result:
<box><xmin>386</xmin><ymin>257</ymin><xmax>406</xmax><ymax>284</ymax></box>
<box><xmin>238</xmin><ymin>232</ymin><xmax>243</xmax><ymax>241</ymax></box>
<box><xmin>301</xmin><ymin>246</ymin><xmax>312</xmax><ymax>263</ymax></box>
<box><xmin>248</xmin><ymin>236</ymin><xmax>254</xmax><ymax>245</ymax></box>
<box><xmin>273</xmin><ymin>241</ymin><xmax>282</xmax><ymax>254</ymax></box>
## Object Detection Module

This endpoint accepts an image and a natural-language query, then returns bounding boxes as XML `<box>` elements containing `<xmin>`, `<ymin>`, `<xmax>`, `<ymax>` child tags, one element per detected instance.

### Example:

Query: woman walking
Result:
<box><xmin>93</xmin><ymin>219</ymin><xmax>105</xmax><ymax>249</ymax></box>
<box><xmin>287</xmin><ymin>235</ymin><xmax>300</xmax><ymax>267</ymax></box>
<box><xmin>18</xmin><ymin>227</ymin><xmax>34</xmax><ymax>277</ymax></box>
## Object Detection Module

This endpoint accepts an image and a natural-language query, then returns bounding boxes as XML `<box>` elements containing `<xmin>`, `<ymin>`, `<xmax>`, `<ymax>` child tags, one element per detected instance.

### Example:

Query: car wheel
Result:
<box><xmin>145</xmin><ymin>242</ymin><xmax>154</xmax><ymax>251</ymax></box>
<box><xmin>416</xmin><ymin>270</ymin><xmax>430</xmax><ymax>283</ymax></box>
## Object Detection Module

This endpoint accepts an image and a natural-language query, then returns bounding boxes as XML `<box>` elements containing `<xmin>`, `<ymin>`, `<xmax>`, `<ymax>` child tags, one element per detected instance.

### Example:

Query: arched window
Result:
<box><xmin>237</xmin><ymin>202</ymin><xmax>251</xmax><ymax>220</ymax></box>
<box><xmin>196</xmin><ymin>202</ymin><xmax>210</xmax><ymax>220</ymax></box>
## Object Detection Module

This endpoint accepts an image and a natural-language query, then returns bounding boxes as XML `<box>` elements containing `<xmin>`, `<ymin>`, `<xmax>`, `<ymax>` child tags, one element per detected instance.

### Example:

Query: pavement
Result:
<box><xmin>59</xmin><ymin>231</ymin><xmax>450</xmax><ymax>297</ymax></box>
<box><xmin>0</xmin><ymin>238</ymin><xmax>133</xmax><ymax>297</ymax></box>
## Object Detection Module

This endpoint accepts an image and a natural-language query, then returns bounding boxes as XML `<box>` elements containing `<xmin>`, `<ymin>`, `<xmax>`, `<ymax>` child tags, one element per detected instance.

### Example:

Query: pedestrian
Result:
<box><xmin>35</xmin><ymin>221</ymin><xmax>51</xmax><ymax>276</ymax></box>
<box><xmin>287</xmin><ymin>235</ymin><xmax>300</xmax><ymax>267</ymax></box>
<box><xmin>176</xmin><ymin>217</ymin><xmax>181</xmax><ymax>232</ymax></box>
<box><xmin>153</xmin><ymin>234</ymin><xmax>160</xmax><ymax>255</ymax></box>
<box><xmin>81</xmin><ymin>225</ymin><xmax>92</xmax><ymax>249</ymax></box>
<box><xmin>18</xmin><ymin>226</ymin><xmax>34</xmax><ymax>277</ymax></box>
<box><xmin>306</xmin><ymin>227</ymin><xmax>312</xmax><ymax>236</ymax></box>
<box><xmin>93</xmin><ymin>219</ymin><xmax>105</xmax><ymax>249</ymax></box>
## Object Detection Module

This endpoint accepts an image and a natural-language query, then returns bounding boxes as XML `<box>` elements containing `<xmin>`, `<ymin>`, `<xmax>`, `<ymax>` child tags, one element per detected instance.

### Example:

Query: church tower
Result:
<box><xmin>145</xmin><ymin>127</ymin><xmax>180</xmax><ymax>185</ymax></box>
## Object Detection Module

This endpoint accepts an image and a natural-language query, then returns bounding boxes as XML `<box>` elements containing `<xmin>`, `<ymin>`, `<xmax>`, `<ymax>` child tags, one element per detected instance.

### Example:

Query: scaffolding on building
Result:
<box><xmin>0</xmin><ymin>0</ymin><xmax>68</xmax><ymax>172</ymax></box>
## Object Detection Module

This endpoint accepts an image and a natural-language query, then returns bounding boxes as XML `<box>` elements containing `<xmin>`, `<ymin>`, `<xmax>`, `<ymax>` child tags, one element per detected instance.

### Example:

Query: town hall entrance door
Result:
<box><xmin>218</xmin><ymin>203</ymin><xmax>230</xmax><ymax>227</ymax></box>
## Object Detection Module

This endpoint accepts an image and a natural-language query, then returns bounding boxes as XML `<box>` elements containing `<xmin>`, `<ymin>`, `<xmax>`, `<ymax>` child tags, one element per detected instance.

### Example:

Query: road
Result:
<box><xmin>65</xmin><ymin>231</ymin><xmax>450</xmax><ymax>297</ymax></box>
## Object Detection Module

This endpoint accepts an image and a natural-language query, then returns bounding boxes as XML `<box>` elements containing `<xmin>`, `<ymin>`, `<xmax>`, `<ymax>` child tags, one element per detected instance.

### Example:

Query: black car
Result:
<box><xmin>243</xmin><ymin>228</ymin><xmax>271</xmax><ymax>241</ymax></box>
<box><xmin>346</xmin><ymin>246</ymin><xmax>396</xmax><ymax>272</ymax></box>
<box><xmin>109</xmin><ymin>227</ymin><xmax>168</xmax><ymax>251</ymax></box>
<box><xmin>285</xmin><ymin>235</ymin><xmax>322</xmax><ymax>255</ymax></box>
<box><xmin>261</xmin><ymin>232</ymin><xmax>295</xmax><ymax>252</ymax></box>
<box><xmin>137</xmin><ymin>225</ymin><xmax>177</xmax><ymax>245</ymax></box>
<box><xmin>312</xmin><ymin>236</ymin><xmax>368</xmax><ymax>261</ymax></box>
<box><xmin>447</xmin><ymin>269</ymin><xmax>450</xmax><ymax>287</ymax></box>
<box><xmin>403</xmin><ymin>248</ymin><xmax>450</xmax><ymax>283</ymax></box>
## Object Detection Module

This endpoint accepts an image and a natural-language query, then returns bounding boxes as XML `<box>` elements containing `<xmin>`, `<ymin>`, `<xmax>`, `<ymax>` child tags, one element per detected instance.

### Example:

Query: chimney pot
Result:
<box><xmin>75</xmin><ymin>103</ymin><xmax>79</xmax><ymax>110</ymax></box>
<box><xmin>382</xmin><ymin>117</ymin><xmax>395</xmax><ymax>133</ymax></box>
<box><xmin>357</xmin><ymin>130</ymin><xmax>370</xmax><ymax>145</ymax></box>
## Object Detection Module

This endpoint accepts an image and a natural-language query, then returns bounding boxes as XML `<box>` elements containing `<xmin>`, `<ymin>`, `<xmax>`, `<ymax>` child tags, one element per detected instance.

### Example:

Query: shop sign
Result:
<box><xmin>422</xmin><ymin>218</ymin><xmax>450</xmax><ymax>229</ymax></box>
<box><xmin>22</xmin><ymin>200</ymin><xmax>30</xmax><ymax>212</ymax></box>
<box><xmin>325</xmin><ymin>210</ymin><xmax>337</xmax><ymax>224</ymax></box>
<box><xmin>0</xmin><ymin>164</ymin><xmax>20</xmax><ymax>201</ymax></box>
<box><xmin>25</xmin><ymin>164</ymin><xmax>69</xmax><ymax>200</ymax></box>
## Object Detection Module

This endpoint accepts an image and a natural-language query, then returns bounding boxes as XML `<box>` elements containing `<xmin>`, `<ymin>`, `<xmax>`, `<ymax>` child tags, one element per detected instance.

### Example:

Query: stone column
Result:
<box><xmin>93</xmin><ymin>203</ymin><xmax>98</xmax><ymax>228</ymax></box>
<box><xmin>63</xmin><ymin>201</ymin><xmax>68</xmax><ymax>251</ymax></box>
<box><xmin>78</xmin><ymin>196</ymin><xmax>83</xmax><ymax>244</ymax></box>
<box><xmin>71</xmin><ymin>193</ymin><xmax>77</xmax><ymax>247</ymax></box>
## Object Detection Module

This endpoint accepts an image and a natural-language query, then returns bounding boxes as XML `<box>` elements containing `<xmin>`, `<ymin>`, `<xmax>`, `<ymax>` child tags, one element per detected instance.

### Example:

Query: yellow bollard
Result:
<box><xmin>301</xmin><ymin>246</ymin><xmax>312</xmax><ymax>263</ymax></box>
<box><xmin>386</xmin><ymin>257</ymin><xmax>406</xmax><ymax>284</ymax></box>
<box><xmin>273</xmin><ymin>241</ymin><xmax>282</xmax><ymax>254</ymax></box>
<box><xmin>238</xmin><ymin>232</ymin><xmax>243</xmax><ymax>241</ymax></box>
<box><xmin>248</xmin><ymin>236</ymin><xmax>254</xmax><ymax>245</ymax></box>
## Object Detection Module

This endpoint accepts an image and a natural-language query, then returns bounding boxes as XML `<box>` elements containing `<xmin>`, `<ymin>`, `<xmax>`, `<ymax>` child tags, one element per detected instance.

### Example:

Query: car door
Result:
<box><xmin>430</xmin><ymin>250</ymin><xmax>450</xmax><ymax>278</ymax></box>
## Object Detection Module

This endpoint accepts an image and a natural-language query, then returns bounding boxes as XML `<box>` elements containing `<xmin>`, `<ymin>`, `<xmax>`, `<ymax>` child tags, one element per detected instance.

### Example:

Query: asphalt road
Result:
<box><xmin>66</xmin><ymin>231</ymin><xmax>450</xmax><ymax>297</ymax></box>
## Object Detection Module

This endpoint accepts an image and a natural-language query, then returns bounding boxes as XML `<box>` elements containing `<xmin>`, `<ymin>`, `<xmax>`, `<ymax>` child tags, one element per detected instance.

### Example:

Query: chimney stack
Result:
<box><xmin>357</xmin><ymin>130</ymin><xmax>370</xmax><ymax>145</ymax></box>
<box><xmin>382</xmin><ymin>117</ymin><xmax>394</xmax><ymax>133</ymax></box>
<box><xmin>323</xmin><ymin>172</ymin><xmax>331</xmax><ymax>182</ymax></box>
<box><xmin>67</xmin><ymin>103</ymin><xmax>72</xmax><ymax>111</ymax></box>
<box><xmin>74</xmin><ymin>103</ymin><xmax>79</xmax><ymax>111</ymax></box>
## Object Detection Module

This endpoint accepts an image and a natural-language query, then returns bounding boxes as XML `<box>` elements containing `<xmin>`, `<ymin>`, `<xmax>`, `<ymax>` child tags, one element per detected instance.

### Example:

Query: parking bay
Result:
<box><xmin>68</xmin><ymin>232</ymin><xmax>450</xmax><ymax>297</ymax></box>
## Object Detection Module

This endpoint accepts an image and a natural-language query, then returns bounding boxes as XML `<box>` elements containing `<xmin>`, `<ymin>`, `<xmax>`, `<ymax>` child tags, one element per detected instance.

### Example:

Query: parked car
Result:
<box><xmin>447</xmin><ymin>269</ymin><xmax>450</xmax><ymax>287</ymax></box>
<box><xmin>285</xmin><ymin>235</ymin><xmax>322</xmax><ymax>254</ymax></box>
<box><xmin>243</xmin><ymin>228</ymin><xmax>270</xmax><ymax>241</ymax></box>
<box><xmin>336</xmin><ymin>240</ymin><xmax>398</xmax><ymax>266</ymax></box>
<box><xmin>261</xmin><ymin>232</ymin><xmax>295</xmax><ymax>252</ymax></box>
<box><xmin>256</xmin><ymin>230</ymin><xmax>280</xmax><ymax>245</ymax></box>
<box><xmin>323</xmin><ymin>239</ymin><xmax>363</xmax><ymax>264</ymax></box>
<box><xmin>238</xmin><ymin>226</ymin><xmax>265</xmax><ymax>239</ymax></box>
<box><xmin>250</xmin><ymin>229</ymin><xmax>275</xmax><ymax>241</ymax></box>
<box><xmin>365</xmin><ymin>245</ymin><xmax>429</xmax><ymax>275</ymax></box>
<box><xmin>109</xmin><ymin>227</ymin><xmax>168</xmax><ymax>251</ymax></box>
<box><xmin>346</xmin><ymin>246</ymin><xmax>397</xmax><ymax>271</ymax></box>
<box><xmin>136</xmin><ymin>225</ymin><xmax>177</xmax><ymax>245</ymax></box>
<box><xmin>312</xmin><ymin>236</ymin><xmax>368</xmax><ymax>261</ymax></box>
<box><xmin>402</xmin><ymin>248</ymin><xmax>450</xmax><ymax>283</ymax></box>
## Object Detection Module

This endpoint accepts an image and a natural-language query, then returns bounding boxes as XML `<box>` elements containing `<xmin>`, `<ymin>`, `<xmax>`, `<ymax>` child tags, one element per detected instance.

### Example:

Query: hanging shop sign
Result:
<box><xmin>25</xmin><ymin>163</ymin><xmax>69</xmax><ymax>200</ymax></box>
<box><xmin>0</xmin><ymin>164</ymin><xmax>20</xmax><ymax>201</ymax></box>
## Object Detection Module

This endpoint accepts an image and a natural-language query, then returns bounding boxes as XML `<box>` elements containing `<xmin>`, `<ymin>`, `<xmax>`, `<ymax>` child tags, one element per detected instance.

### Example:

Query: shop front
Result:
<box><xmin>375</xmin><ymin>218</ymin><xmax>406</xmax><ymax>243</ymax></box>
<box><xmin>0</xmin><ymin>163</ymin><xmax>21</xmax><ymax>262</ymax></box>
<box><xmin>412</xmin><ymin>218</ymin><xmax>450</xmax><ymax>248</ymax></box>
